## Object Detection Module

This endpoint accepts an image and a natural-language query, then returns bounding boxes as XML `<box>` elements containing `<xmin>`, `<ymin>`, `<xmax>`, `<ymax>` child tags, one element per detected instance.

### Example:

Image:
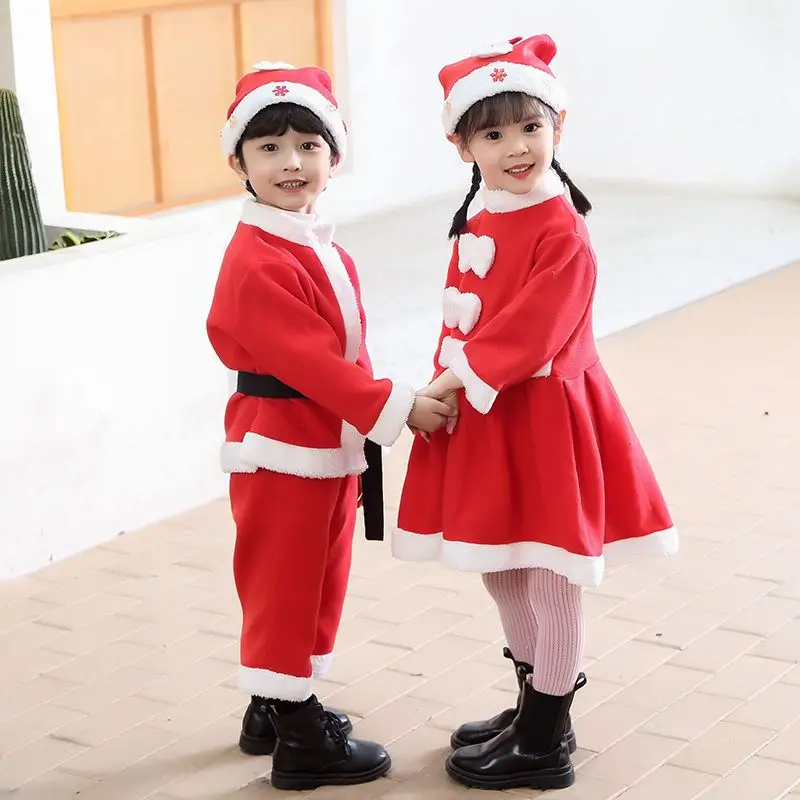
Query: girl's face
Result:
<box><xmin>230</xmin><ymin>127</ymin><xmax>334</xmax><ymax>214</ymax></box>
<box><xmin>456</xmin><ymin>108</ymin><xmax>564</xmax><ymax>195</ymax></box>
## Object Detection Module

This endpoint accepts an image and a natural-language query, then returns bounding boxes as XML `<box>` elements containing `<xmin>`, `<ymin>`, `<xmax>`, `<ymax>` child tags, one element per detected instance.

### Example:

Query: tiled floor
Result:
<box><xmin>2</xmin><ymin>262</ymin><xmax>800</xmax><ymax>799</ymax></box>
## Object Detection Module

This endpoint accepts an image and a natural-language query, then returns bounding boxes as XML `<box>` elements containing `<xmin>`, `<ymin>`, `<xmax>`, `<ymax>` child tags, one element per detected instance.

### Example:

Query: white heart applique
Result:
<box><xmin>458</xmin><ymin>233</ymin><xmax>496</xmax><ymax>279</ymax></box>
<box><xmin>443</xmin><ymin>287</ymin><xmax>482</xmax><ymax>335</ymax></box>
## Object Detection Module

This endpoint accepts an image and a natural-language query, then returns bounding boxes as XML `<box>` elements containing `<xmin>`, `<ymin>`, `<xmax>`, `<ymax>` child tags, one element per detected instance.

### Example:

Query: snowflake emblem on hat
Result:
<box><xmin>273</xmin><ymin>85</ymin><xmax>289</xmax><ymax>97</ymax></box>
<box><xmin>490</xmin><ymin>68</ymin><xmax>508</xmax><ymax>83</ymax></box>
<box><xmin>471</xmin><ymin>40</ymin><xmax>515</xmax><ymax>58</ymax></box>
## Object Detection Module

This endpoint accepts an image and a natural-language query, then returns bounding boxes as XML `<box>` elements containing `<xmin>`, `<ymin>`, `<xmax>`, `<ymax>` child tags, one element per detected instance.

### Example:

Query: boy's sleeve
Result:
<box><xmin>449</xmin><ymin>233</ymin><xmax>595</xmax><ymax>414</ymax></box>
<box><xmin>234</xmin><ymin>260</ymin><xmax>415</xmax><ymax>446</ymax></box>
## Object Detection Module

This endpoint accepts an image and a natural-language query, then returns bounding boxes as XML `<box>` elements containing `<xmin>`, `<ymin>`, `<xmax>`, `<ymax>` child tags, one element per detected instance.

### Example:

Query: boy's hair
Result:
<box><xmin>449</xmin><ymin>92</ymin><xmax>591</xmax><ymax>239</ymax></box>
<box><xmin>234</xmin><ymin>102</ymin><xmax>340</xmax><ymax>197</ymax></box>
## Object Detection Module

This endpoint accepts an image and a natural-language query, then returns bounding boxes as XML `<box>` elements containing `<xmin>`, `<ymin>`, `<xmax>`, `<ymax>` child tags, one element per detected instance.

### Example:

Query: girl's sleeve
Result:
<box><xmin>233</xmin><ymin>260</ymin><xmax>415</xmax><ymax>446</ymax></box>
<box><xmin>449</xmin><ymin>232</ymin><xmax>595</xmax><ymax>414</ymax></box>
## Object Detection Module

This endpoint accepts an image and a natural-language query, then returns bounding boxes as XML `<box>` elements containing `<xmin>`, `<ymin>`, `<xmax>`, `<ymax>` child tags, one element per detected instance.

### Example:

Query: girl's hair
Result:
<box><xmin>448</xmin><ymin>92</ymin><xmax>591</xmax><ymax>238</ymax></box>
<box><xmin>234</xmin><ymin>103</ymin><xmax>339</xmax><ymax>197</ymax></box>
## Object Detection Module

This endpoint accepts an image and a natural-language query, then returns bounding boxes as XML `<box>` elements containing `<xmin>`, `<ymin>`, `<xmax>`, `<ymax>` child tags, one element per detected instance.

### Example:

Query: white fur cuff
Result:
<box><xmin>367</xmin><ymin>382</ymin><xmax>416</xmax><ymax>446</ymax></box>
<box><xmin>239</xmin><ymin>665</ymin><xmax>314</xmax><ymax>701</ymax></box>
<box><xmin>311</xmin><ymin>652</ymin><xmax>333</xmax><ymax>677</ymax></box>
<box><xmin>449</xmin><ymin>349</ymin><xmax>498</xmax><ymax>415</ymax></box>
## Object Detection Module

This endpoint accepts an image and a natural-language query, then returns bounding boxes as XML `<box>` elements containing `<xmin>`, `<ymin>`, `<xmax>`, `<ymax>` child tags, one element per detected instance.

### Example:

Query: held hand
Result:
<box><xmin>418</xmin><ymin>371</ymin><xmax>462</xmax><ymax>435</ymax></box>
<box><xmin>408</xmin><ymin>395</ymin><xmax>456</xmax><ymax>435</ymax></box>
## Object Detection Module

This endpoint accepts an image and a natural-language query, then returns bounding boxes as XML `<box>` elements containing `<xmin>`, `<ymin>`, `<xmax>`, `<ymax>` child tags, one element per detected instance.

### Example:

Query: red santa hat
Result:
<box><xmin>221</xmin><ymin>61</ymin><xmax>347</xmax><ymax>162</ymax></box>
<box><xmin>439</xmin><ymin>35</ymin><xmax>568</xmax><ymax>136</ymax></box>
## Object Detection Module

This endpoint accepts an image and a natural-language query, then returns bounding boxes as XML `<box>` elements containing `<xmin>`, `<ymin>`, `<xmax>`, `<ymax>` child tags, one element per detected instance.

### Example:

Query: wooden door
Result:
<box><xmin>50</xmin><ymin>0</ymin><xmax>333</xmax><ymax>215</ymax></box>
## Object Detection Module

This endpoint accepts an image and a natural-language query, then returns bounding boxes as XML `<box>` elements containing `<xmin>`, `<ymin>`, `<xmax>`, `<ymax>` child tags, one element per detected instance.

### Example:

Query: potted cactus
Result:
<box><xmin>0</xmin><ymin>87</ymin><xmax>49</xmax><ymax>261</ymax></box>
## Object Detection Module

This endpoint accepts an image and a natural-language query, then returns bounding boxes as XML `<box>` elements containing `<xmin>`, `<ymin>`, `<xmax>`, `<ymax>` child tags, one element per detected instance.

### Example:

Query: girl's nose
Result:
<box><xmin>508</xmin><ymin>137</ymin><xmax>529</xmax><ymax>156</ymax></box>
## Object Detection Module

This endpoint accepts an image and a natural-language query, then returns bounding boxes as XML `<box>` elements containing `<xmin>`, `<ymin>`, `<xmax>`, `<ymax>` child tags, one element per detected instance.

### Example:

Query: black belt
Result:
<box><xmin>236</xmin><ymin>372</ymin><xmax>384</xmax><ymax>541</ymax></box>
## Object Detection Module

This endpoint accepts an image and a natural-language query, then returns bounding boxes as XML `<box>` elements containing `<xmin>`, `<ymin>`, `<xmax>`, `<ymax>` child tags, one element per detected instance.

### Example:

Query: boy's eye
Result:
<box><xmin>262</xmin><ymin>143</ymin><xmax>278</xmax><ymax>152</ymax></box>
<box><xmin>301</xmin><ymin>142</ymin><xmax>320</xmax><ymax>151</ymax></box>
<box><xmin>485</xmin><ymin>130</ymin><xmax>502</xmax><ymax>141</ymax></box>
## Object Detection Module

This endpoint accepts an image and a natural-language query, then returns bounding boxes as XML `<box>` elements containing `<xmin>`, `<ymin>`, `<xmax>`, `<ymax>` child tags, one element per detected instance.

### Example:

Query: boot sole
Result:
<box><xmin>445</xmin><ymin>757</ymin><xmax>574</xmax><ymax>791</ymax></box>
<box><xmin>450</xmin><ymin>729</ymin><xmax>577</xmax><ymax>754</ymax></box>
<box><xmin>271</xmin><ymin>755</ymin><xmax>392</xmax><ymax>791</ymax></box>
<box><xmin>240</xmin><ymin>720</ymin><xmax>354</xmax><ymax>756</ymax></box>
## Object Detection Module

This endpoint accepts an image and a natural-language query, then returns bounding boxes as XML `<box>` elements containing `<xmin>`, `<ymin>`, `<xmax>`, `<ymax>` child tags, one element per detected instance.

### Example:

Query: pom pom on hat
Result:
<box><xmin>439</xmin><ymin>34</ymin><xmax>567</xmax><ymax>135</ymax></box>
<box><xmin>221</xmin><ymin>62</ymin><xmax>347</xmax><ymax>162</ymax></box>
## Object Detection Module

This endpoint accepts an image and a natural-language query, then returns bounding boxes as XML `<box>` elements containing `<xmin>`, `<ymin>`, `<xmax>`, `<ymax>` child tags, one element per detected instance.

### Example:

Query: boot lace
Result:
<box><xmin>321</xmin><ymin>709</ymin><xmax>350</xmax><ymax>752</ymax></box>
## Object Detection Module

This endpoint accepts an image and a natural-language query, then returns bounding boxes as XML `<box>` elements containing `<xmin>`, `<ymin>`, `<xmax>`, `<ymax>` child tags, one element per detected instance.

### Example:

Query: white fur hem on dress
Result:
<box><xmin>239</xmin><ymin>665</ymin><xmax>313</xmax><ymax>701</ymax></box>
<box><xmin>391</xmin><ymin>527</ymin><xmax>678</xmax><ymax>588</ymax></box>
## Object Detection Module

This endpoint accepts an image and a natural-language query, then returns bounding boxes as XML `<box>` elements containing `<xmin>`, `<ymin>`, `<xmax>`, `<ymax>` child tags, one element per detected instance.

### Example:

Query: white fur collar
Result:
<box><xmin>482</xmin><ymin>169</ymin><xmax>566</xmax><ymax>214</ymax></box>
<box><xmin>240</xmin><ymin>199</ymin><xmax>335</xmax><ymax>247</ymax></box>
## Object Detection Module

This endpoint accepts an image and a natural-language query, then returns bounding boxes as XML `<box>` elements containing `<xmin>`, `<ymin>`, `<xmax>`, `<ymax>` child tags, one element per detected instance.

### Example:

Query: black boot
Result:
<box><xmin>446</xmin><ymin>671</ymin><xmax>587</xmax><ymax>791</ymax></box>
<box><xmin>269</xmin><ymin>695</ymin><xmax>391</xmax><ymax>790</ymax></box>
<box><xmin>450</xmin><ymin>648</ymin><xmax>578</xmax><ymax>754</ymax></box>
<box><xmin>239</xmin><ymin>696</ymin><xmax>353</xmax><ymax>756</ymax></box>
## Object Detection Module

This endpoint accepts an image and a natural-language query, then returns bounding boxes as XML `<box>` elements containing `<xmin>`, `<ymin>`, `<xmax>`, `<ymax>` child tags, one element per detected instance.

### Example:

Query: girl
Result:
<box><xmin>394</xmin><ymin>35</ymin><xmax>678</xmax><ymax>791</ymax></box>
<box><xmin>206</xmin><ymin>62</ymin><xmax>455</xmax><ymax>790</ymax></box>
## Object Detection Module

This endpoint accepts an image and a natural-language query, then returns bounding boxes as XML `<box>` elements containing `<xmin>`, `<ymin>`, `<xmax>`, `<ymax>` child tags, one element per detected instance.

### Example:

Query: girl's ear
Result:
<box><xmin>448</xmin><ymin>134</ymin><xmax>475</xmax><ymax>165</ymax></box>
<box><xmin>553</xmin><ymin>110</ymin><xmax>567</xmax><ymax>147</ymax></box>
<box><xmin>229</xmin><ymin>153</ymin><xmax>248</xmax><ymax>181</ymax></box>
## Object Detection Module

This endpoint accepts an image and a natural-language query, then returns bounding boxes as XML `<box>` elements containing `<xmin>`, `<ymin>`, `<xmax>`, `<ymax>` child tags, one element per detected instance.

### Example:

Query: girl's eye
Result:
<box><xmin>524</xmin><ymin>123</ymin><xmax>541</xmax><ymax>133</ymax></box>
<box><xmin>485</xmin><ymin>130</ymin><xmax>502</xmax><ymax>141</ymax></box>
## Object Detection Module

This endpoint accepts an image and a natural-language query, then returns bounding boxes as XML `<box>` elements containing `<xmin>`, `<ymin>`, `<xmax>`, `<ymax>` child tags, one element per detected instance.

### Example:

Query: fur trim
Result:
<box><xmin>391</xmin><ymin>527</ymin><xmax>679</xmax><ymax>588</ymax></box>
<box><xmin>438</xmin><ymin>336</ymin><xmax>465</xmax><ymax>369</ymax></box>
<box><xmin>443</xmin><ymin>61</ymin><xmax>567</xmax><ymax>135</ymax></box>
<box><xmin>458</xmin><ymin>233</ymin><xmax>495</xmax><ymax>279</ymax></box>
<box><xmin>367</xmin><ymin>382</ymin><xmax>417</xmax><ymax>447</ymax></box>
<box><xmin>239</xmin><ymin>665</ymin><xmax>313</xmax><ymax>701</ymax></box>
<box><xmin>391</xmin><ymin>529</ymin><xmax>604</xmax><ymax>587</ymax></box>
<box><xmin>221</xmin><ymin>425</ymin><xmax>367</xmax><ymax>478</ymax></box>
<box><xmin>604</xmin><ymin>527</ymin><xmax>679</xmax><ymax>564</ymax></box>
<box><xmin>482</xmin><ymin>169</ymin><xmax>566</xmax><ymax>214</ymax></box>
<box><xmin>311</xmin><ymin>652</ymin><xmax>334</xmax><ymax>678</ymax></box>
<box><xmin>315</xmin><ymin>243</ymin><xmax>362</xmax><ymax>363</ymax></box>
<box><xmin>443</xmin><ymin>287</ymin><xmax>482</xmax><ymax>335</ymax></box>
<box><xmin>448</xmin><ymin>348</ymin><xmax>498</xmax><ymax>415</ymax></box>
<box><xmin>240</xmin><ymin>200</ymin><xmax>334</xmax><ymax>247</ymax></box>
<box><xmin>221</xmin><ymin>80</ymin><xmax>347</xmax><ymax>162</ymax></box>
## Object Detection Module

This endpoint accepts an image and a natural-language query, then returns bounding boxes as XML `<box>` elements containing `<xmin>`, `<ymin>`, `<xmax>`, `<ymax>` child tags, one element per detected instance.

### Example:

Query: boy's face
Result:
<box><xmin>230</xmin><ymin>128</ymin><xmax>334</xmax><ymax>214</ymax></box>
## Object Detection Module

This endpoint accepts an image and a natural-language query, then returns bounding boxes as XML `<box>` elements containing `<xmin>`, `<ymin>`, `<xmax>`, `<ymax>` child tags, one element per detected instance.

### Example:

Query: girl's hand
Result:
<box><xmin>408</xmin><ymin>396</ymin><xmax>455</xmax><ymax>434</ymax></box>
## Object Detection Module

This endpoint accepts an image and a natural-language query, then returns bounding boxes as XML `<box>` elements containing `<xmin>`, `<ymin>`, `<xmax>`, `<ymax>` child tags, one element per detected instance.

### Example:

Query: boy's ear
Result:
<box><xmin>329</xmin><ymin>154</ymin><xmax>341</xmax><ymax>176</ymax></box>
<box><xmin>448</xmin><ymin>134</ymin><xmax>474</xmax><ymax>164</ymax></box>
<box><xmin>229</xmin><ymin>153</ymin><xmax>247</xmax><ymax>181</ymax></box>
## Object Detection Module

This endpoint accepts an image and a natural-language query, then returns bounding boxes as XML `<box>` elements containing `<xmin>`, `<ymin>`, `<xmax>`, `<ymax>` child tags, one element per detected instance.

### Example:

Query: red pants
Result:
<box><xmin>229</xmin><ymin>469</ymin><xmax>357</xmax><ymax>701</ymax></box>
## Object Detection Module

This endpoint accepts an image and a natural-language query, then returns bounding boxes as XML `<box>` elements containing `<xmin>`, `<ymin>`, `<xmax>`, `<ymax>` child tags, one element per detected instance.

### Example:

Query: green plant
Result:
<box><xmin>0</xmin><ymin>88</ymin><xmax>48</xmax><ymax>261</ymax></box>
<box><xmin>50</xmin><ymin>229</ymin><xmax>120</xmax><ymax>250</ymax></box>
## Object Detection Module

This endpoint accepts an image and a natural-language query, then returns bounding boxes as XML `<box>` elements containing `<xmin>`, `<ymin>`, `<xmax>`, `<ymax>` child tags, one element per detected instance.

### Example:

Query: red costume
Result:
<box><xmin>395</xmin><ymin>171</ymin><xmax>677</xmax><ymax>586</ymax></box>
<box><xmin>208</xmin><ymin>66</ymin><xmax>414</xmax><ymax>701</ymax></box>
